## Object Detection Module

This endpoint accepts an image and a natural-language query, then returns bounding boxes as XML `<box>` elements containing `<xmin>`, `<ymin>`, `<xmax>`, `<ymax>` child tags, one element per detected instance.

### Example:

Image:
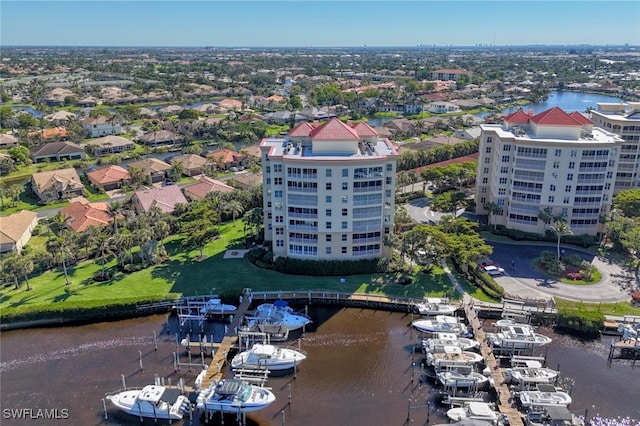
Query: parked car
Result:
<box><xmin>230</xmin><ymin>166</ymin><xmax>239</xmax><ymax>172</ymax></box>
<box><xmin>483</xmin><ymin>265</ymin><xmax>505</xmax><ymax>276</ymax></box>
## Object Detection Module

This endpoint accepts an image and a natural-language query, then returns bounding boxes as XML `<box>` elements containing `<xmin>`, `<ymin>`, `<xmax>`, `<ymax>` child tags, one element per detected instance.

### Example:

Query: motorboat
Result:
<box><xmin>487</xmin><ymin>325</ymin><xmax>552</xmax><ymax>349</ymax></box>
<box><xmin>412</xmin><ymin>315</ymin><xmax>471</xmax><ymax>337</ymax></box>
<box><xmin>617</xmin><ymin>322</ymin><xmax>639</xmax><ymax>340</ymax></box>
<box><xmin>525</xmin><ymin>406</ymin><xmax>585</xmax><ymax>426</ymax></box>
<box><xmin>415</xmin><ymin>298</ymin><xmax>457</xmax><ymax>316</ymax></box>
<box><xmin>494</xmin><ymin>319</ymin><xmax>535</xmax><ymax>330</ymax></box>
<box><xmin>231</xmin><ymin>343</ymin><xmax>307</xmax><ymax>372</ymax></box>
<box><xmin>426</xmin><ymin>345</ymin><xmax>484</xmax><ymax>368</ymax></box>
<box><xmin>437</xmin><ymin>366</ymin><xmax>490</xmax><ymax>389</ymax></box>
<box><xmin>248</xmin><ymin>301</ymin><xmax>312</xmax><ymax>332</ymax></box>
<box><xmin>239</xmin><ymin>323</ymin><xmax>290</xmax><ymax>342</ymax></box>
<box><xmin>504</xmin><ymin>361</ymin><xmax>559</xmax><ymax>385</ymax></box>
<box><xmin>518</xmin><ymin>384</ymin><xmax>572</xmax><ymax>408</ymax></box>
<box><xmin>423</xmin><ymin>332</ymin><xmax>480</xmax><ymax>353</ymax></box>
<box><xmin>447</xmin><ymin>401</ymin><xmax>500</xmax><ymax>422</ymax></box>
<box><xmin>196</xmin><ymin>379</ymin><xmax>276</xmax><ymax>413</ymax></box>
<box><xmin>106</xmin><ymin>385</ymin><xmax>191</xmax><ymax>420</ymax></box>
<box><xmin>199</xmin><ymin>298</ymin><xmax>237</xmax><ymax>316</ymax></box>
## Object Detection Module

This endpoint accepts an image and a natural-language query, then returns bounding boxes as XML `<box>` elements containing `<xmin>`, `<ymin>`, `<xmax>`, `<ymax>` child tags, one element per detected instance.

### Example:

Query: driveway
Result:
<box><xmin>487</xmin><ymin>241</ymin><xmax>634</xmax><ymax>303</ymax></box>
<box><xmin>405</xmin><ymin>197</ymin><xmax>464</xmax><ymax>224</ymax></box>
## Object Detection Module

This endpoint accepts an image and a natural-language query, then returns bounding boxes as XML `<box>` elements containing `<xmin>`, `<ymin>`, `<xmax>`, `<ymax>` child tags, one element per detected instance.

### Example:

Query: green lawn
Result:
<box><xmin>0</xmin><ymin>222</ymin><xmax>463</xmax><ymax>321</ymax></box>
<box><xmin>555</xmin><ymin>298</ymin><xmax>640</xmax><ymax>316</ymax></box>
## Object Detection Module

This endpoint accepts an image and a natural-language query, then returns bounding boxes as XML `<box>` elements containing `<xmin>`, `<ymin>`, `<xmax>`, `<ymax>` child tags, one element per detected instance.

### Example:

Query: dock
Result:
<box><xmin>463</xmin><ymin>298</ymin><xmax>524</xmax><ymax>426</ymax></box>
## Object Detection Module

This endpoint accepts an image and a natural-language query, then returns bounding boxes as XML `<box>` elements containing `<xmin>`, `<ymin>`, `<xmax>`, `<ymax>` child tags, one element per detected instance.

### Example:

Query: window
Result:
<box><xmin>500</xmin><ymin>166</ymin><xmax>508</xmax><ymax>174</ymax></box>
<box><xmin>548</xmin><ymin>196</ymin><xmax>555</xmax><ymax>203</ymax></box>
<box><xmin>326</xmin><ymin>169</ymin><xmax>332</xmax><ymax>177</ymax></box>
<box><xmin>562</xmin><ymin>208</ymin><xmax>568</xmax><ymax>216</ymax></box>
<box><xmin>605</xmin><ymin>183</ymin><xmax>611</xmax><ymax>190</ymax></box>
<box><xmin>497</xmin><ymin>199</ymin><xmax>505</xmax><ymax>206</ymax></box>
<box><xmin>342</xmin><ymin>208</ymin><xmax>348</xmax><ymax>216</ymax></box>
<box><xmin>342</xmin><ymin>168</ymin><xmax>348</xmax><ymax>177</ymax></box>
<box><xmin>570</xmin><ymin>150</ymin><xmax>577</xmax><ymax>158</ymax></box>
<box><xmin>555</xmin><ymin>149</ymin><xmax>562</xmax><ymax>157</ymax></box>
<box><xmin>274</xmin><ymin>164</ymin><xmax>283</xmax><ymax>173</ymax></box>
<box><xmin>326</xmin><ymin>222</ymin><xmax>332</xmax><ymax>229</ymax></box>
<box><xmin>503</xmin><ymin>144</ymin><xmax>511</xmax><ymax>151</ymax></box>
<box><xmin>550</xmin><ymin>184</ymin><xmax>556</xmax><ymax>192</ymax></box>
<box><xmin>267</xmin><ymin>201</ymin><xmax>272</xmax><ymax>208</ymax></box>
<box><xmin>485</xmin><ymin>147</ymin><xmax>492</xmax><ymax>154</ymax></box>
<box><xmin>498</xmin><ymin>188</ymin><xmax>506</xmax><ymax>195</ymax></box>
<box><xmin>484</xmin><ymin>167</ymin><xmax>490</xmax><ymax>174</ymax></box>
<box><xmin>485</xmin><ymin>157</ymin><xmax>490</xmax><ymax>164</ymax></box>
<box><xmin>342</xmin><ymin>182</ymin><xmax>348</xmax><ymax>190</ymax></box>
<box><xmin>481</xmin><ymin>187</ymin><xmax>487</xmax><ymax>194</ymax></box>
<box><xmin>274</xmin><ymin>190</ymin><xmax>283</xmax><ymax>198</ymax></box>
<box><xmin>563</xmin><ymin>197</ymin><xmax>570</xmax><ymax>204</ymax></box>
<box><xmin>267</xmin><ymin>212</ymin><xmax>272</xmax><ymax>219</ymax></box>
<box><xmin>486</xmin><ymin>137</ymin><xmax>493</xmax><ymax>143</ymax></box>
<box><xmin>326</xmin><ymin>209</ymin><xmax>332</xmax><ymax>217</ymax></box>
<box><xmin>386</xmin><ymin>177</ymin><xmax>392</xmax><ymax>185</ymax></box>
<box><xmin>274</xmin><ymin>177</ymin><xmax>282</xmax><ymax>185</ymax></box>
<box><xmin>326</xmin><ymin>183</ymin><xmax>332</xmax><ymax>190</ymax></box>
<box><xmin>275</xmin><ymin>216</ymin><xmax>283</xmax><ymax>223</ymax></box>
<box><xmin>482</xmin><ymin>177</ymin><xmax>488</xmax><ymax>184</ymax></box>
<box><xmin>266</xmin><ymin>178</ymin><xmax>271</xmax><ymax>185</ymax></box>
<box><xmin>326</xmin><ymin>247</ymin><xmax>332</xmax><ymax>254</ymax></box>
<box><xmin>385</xmin><ymin>190</ymin><xmax>392</xmax><ymax>197</ymax></box>
<box><xmin>569</xmin><ymin>162</ymin><xmax>575</xmax><ymax>169</ymax></box>
<box><xmin>552</xmin><ymin>173</ymin><xmax>558</xmax><ymax>180</ymax></box>
<box><xmin>342</xmin><ymin>221</ymin><xmax>348</xmax><ymax>229</ymax></box>
<box><xmin>606</xmin><ymin>172</ymin><xmax>613</xmax><ymax>179</ymax></box>
<box><xmin>341</xmin><ymin>247</ymin><xmax>347</xmax><ymax>254</ymax></box>
<box><xmin>342</xmin><ymin>234</ymin><xmax>348</xmax><ymax>242</ymax></box>
<box><xmin>276</xmin><ymin>240</ymin><xmax>284</xmax><ymax>247</ymax></box>
<box><xmin>266</xmin><ymin>166</ymin><xmax>271</xmax><ymax>174</ymax></box>
<box><xmin>386</xmin><ymin>164</ymin><xmax>393</xmax><ymax>172</ymax></box>
<box><xmin>326</xmin><ymin>235</ymin><xmax>332</xmax><ymax>242</ymax></box>
<box><xmin>567</xmin><ymin>173</ymin><xmax>573</xmax><ymax>181</ymax></box>
<box><xmin>501</xmin><ymin>155</ymin><xmax>510</xmax><ymax>163</ymax></box>
<box><xmin>276</xmin><ymin>227</ymin><xmax>284</xmax><ymax>235</ymax></box>
<box><xmin>326</xmin><ymin>195</ymin><xmax>332</xmax><ymax>203</ymax></box>
<box><xmin>553</xmin><ymin>161</ymin><xmax>560</xmax><ymax>169</ymax></box>
<box><xmin>342</xmin><ymin>196</ymin><xmax>348</xmax><ymax>203</ymax></box>
<box><xmin>565</xmin><ymin>185</ymin><xmax>572</xmax><ymax>192</ymax></box>
<box><xmin>499</xmin><ymin>177</ymin><xmax>507</xmax><ymax>184</ymax></box>
<box><xmin>480</xmin><ymin>197</ymin><xmax>486</xmax><ymax>205</ymax></box>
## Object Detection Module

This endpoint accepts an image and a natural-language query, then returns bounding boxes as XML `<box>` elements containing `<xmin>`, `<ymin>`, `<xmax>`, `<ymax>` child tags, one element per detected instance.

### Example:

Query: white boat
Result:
<box><xmin>415</xmin><ymin>298</ymin><xmax>457</xmax><ymax>316</ymax></box>
<box><xmin>106</xmin><ymin>385</ymin><xmax>191</xmax><ymax>420</ymax></box>
<box><xmin>504</xmin><ymin>361</ymin><xmax>559</xmax><ymax>385</ymax></box>
<box><xmin>487</xmin><ymin>325</ymin><xmax>552</xmax><ymax>349</ymax></box>
<box><xmin>199</xmin><ymin>298</ymin><xmax>237</xmax><ymax>316</ymax></box>
<box><xmin>617</xmin><ymin>322</ymin><xmax>639</xmax><ymax>340</ymax></box>
<box><xmin>423</xmin><ymin>332</ymin><xmax>480</xmax><ymax>353</ymax></box>
<box><xmin>196</xmin><ymin>379</ymin><xmax>276</xmax><ymax>413</ymax></box>
<box><xmin>426</xmin><ymin>345</ymin><xmax>484</xmax><ymax>368</ymax></box>
<box><xmin>412</xmin><ymin>315</ymin><xmax>471</xmax><ymax>337</ymax></box>
<box><xmin>231</xmin><ymin>343</ymin><xmax>307</xmax><ymax>372</ymax></box>
<box><xmin>518</xmin><ymin>384</ymin><xmax>572</xmax><ymax>408</ymax></box>
<box><xmin>495</xmin><ymin>319</ymin><xmax>534</xmax><ymax>330</ymax></box>
<box><xmin>437</xmin><ymin>366</ymin><xmax>490</xmax><ymax>389</ymax></box>
<box><xmin>248</xmin><ymin>302</ymin><xmax>311</xmax><ymax>332</ymax></box>
<box><xmin>447</xmin><ymin>401</ymin><xmax>500</xmax><ymax>422</ymax></box>
<box><xmin>525</xmin><ymin>406</ymin><xmax>585</xmax><ymax>426</ymax></box>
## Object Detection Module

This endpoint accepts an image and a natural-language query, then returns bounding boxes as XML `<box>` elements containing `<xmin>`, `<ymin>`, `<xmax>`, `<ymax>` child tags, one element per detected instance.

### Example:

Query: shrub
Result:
<box><xmin>566</xmin><ymin>272</ymin><xmax>582</xmax><ymax>281</ymax></box>
<box><xmin>556</xmin><ymin>309</ymin><xmax>605</xmax><ymax>336</ymax></box>
<box><xmin>564</xmin><ymin>254</ymin><xmax>583</xmax><ymax>266</ymax></box>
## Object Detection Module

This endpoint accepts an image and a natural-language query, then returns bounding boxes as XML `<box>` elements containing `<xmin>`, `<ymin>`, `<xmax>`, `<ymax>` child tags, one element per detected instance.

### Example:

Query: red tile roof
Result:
<box><xmin>530</xmin><ymin>107</ymin><xmax>581</xmax><ymax>126</ymax></box>
<box><xmin>352</xmin><ymin>122</ymin><xmax>378</xmax><ymax>137</ymax></box>
<box><xmin>309</xmin><ymin>118</ymin><xmax>359</xmax><ymax>140</ymax></box>
<box><xmin>86</xmin><ymin>165</ymin><xmax>130</xmax><ymax>185</ymax></box>
<box><xmin>569</xmin><ymin>111</ymin><xmax>593</xmax><ymax>125</ymax></box>
<box><xmin>288</xmin><ymin>121</ymin><xmax>315</xmax><ymax>137</ymax></box>
<box><xmin>59</xmin><ymin>199</ymin><xmax>113</xmax><ymax>232</ymax></box>
<box><xmin>183</xmin><ymin>176</ymin><xmax>234</xmax><ymax>200</ymax></box>
<box><xmin>132</xmin><ymin>185</ymin><xmax>188</xmax><ymax>214</ymax></box>
<box><xmin>504</xmin><ymin>109</ymin><xmax>531</xmax><ymax>124</ymax></box>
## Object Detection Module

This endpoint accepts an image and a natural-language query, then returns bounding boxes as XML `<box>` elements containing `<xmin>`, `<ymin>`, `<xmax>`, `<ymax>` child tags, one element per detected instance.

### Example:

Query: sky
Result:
<box><xmin>1</xmin><ymin>1</ymin><xmax>639</xmax><ymax>47</ymax></box>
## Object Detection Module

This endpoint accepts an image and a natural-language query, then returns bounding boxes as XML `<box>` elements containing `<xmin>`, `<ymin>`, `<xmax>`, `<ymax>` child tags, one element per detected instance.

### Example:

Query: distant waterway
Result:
<box><xmin>1</xmin><ymin>308</ymin><xmax>639</xmax><ymax>425</ymax></box>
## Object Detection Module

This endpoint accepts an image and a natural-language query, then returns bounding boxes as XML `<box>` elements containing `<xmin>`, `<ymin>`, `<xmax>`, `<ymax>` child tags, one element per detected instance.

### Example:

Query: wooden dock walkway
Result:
<box><xmin>199</xmin><ymin>295</ymin><xmax>253</xmax><ymax>389</ymax></box>
<box><xmin>463</xmin><ymin>298</ymin><xmax>524</xmax><ymax>426</ymax></box>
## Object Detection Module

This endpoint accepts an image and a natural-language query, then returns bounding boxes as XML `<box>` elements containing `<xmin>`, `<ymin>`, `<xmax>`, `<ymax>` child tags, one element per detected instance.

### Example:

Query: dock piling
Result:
<box><xmin>121</xmin><ymin>374</ymin><xmax>126</xmax><ymax>390</ymax></box>
<box><xmin>288</xmin><ymin>383</ymin><xmax>292</xmax><ymax>405</ymax></box>
<box><xmin>102</xmin><ymin>398</ymin><xmax>108</xmax><ymax>420</ymax></box>
<box><xmin>153</xmin><ymin>331</ymin><xmax>157</xmax><ymax>351</ymax></box>
<box><xmin>139</xmin><ymin>350</ymin><xmax>143</xmax><ymax>371</ymax></box>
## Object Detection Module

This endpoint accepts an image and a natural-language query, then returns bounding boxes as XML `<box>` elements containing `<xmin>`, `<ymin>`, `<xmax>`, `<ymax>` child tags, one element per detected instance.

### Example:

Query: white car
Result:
<box><xmin>483</xmin><ymin>265</ymin><xmax>505</xmax><ymax>276</ymax></box>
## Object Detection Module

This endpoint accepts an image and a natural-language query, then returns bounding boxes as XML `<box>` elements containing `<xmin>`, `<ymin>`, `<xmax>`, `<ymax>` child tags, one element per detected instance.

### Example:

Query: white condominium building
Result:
<box><xmin>589</xmin><ymin>102</ymin><xmax>640</xmax><ymax>193</ymax></box>
<box><xmin>475</xmin><ymin>107</ymin><xmax>624</xmax><ymax>236</ymax></box>
<box><xmin>260</xmin><ymin>118</ymin><xmax>399</xmax><ymax>260</ymax></box>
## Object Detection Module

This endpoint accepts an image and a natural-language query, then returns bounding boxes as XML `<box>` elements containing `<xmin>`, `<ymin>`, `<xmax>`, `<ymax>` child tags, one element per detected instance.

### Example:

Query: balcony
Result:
<box><xmin>289</xmin><ymin>238</ymin><xmax>318</xmax><ymax>244</ymax></box>
<box><xmin>288</xmin><ymin>213</ymin><xmax>318</xmax><ymax>219</ymax></box>
<box><xmin>352</xmin><ymin>237</ymin><xmax>382</xmax><ymax>244</ymax></box>
<box><xmin>287</xmin><ymin>225</ymin><xmax>318</xmax><ymax>232</ymax></box>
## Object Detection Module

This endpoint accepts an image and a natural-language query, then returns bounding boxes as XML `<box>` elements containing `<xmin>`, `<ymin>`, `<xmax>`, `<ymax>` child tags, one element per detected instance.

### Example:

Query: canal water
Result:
<box><xmin>1</xmin><ymin>307</ymin><xmax>639</xmax><ymax>425</ymax></box>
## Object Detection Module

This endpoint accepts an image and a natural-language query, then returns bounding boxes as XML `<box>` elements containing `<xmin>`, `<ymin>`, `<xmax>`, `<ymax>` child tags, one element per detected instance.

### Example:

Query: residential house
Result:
<box><xmin>0</xmin><ymin>134</ymin><xmax>19</xmax><ymax>149</ymax></box>
<box><xmin>429</xmin><ymin>68</ymin><xmax>473</xmax><ymax>81</ymax></box>
<box><xmin>428</xmin><ymin>102</ymin><xmax>461</xmax><ymax>114</ymax></box>
<box><xmin>127</xmin><ymin>158</ymin><xmax>171</xmax><ymax>183</ymax></box>
<box><xmin>218</xmin><ymin>98</ymin><xmax>243</xmax><ymax>111</ymax></box>
<box><xmin>28</xmin><ymin>127</ymin><xmax>68</xmax><ymax>140</ymax></box>
<box><xmin>75</xmin><ymin>96</ymin><xmax>98</xmax><ymax>107</ymax></box>
<box><xmin>183</xmin><ymin>176</ymin><xmax>234</xmax><ymax>200</ymax></box>
<box><xmin>31</xmin><ymin>168</ymin><xmax>85</xmax><ymax>201</ymax></box>
<box><xmin>453</xmin><ymin>127</ymin><xmax>482</xmax><ymax>141</ymax></box>
<box><xmin>158</xmin><ymin>105</ymin><xmax>184</xmax><ymax>115</ymax></box>
<box><xmin>44</xmin><ymin>110</ymin><xmax>77</xmax><ymax>122</ymax></box>
<box><xmin>30</xmin><ymin>141</ymin><xmax>86</xmax><ymax>163</ymax></box>
<box><xmin>131</xmin><ymin>185</ymin><xmax>188</xmax><ymax>214</ymax></box>
<box><xmin>137</xmin><ymin>130</ymin><xmax>180</xmax><ymax>147</ymax></box>
<box><xmin>85</xmin><ymin>135</ymin><xmax>135</xmax><ymax>156</ymax></box>
<box><xmin>59</xmin><ymin>198</ymin><xmax>114</xmax><ymax>232</ymax></box>
<box><xmin>81</xmin><ymin>116</ymin><xmax>122</xmax><ymax>138</ymax></box>
<box><xmin>86</xmin><ymin>165</ymin><xmax>131</xmax><ymax>191</ymax></box>
<box><xmin>206</xmin><ymin>149</ymin><xmax>248</xmax><ymax>170</ymax></box>
<box><xmin>382</xmin><ymin>118</ymin><xmax>415</xmax><ymax>136</ymax></box>
<box><xmin>230</xmin><ymin>171</ymin><xmax>262</xmax><ymax>190</ymax></box>
<box><xmin>170</xmin><ymin>154</ymin><xmax>208</xmax><ymax>176</ymax></box>
<box><xmin>0</xmin><ymin>210</ymin><xmax>38</xmax><ymax>253</ymax></box>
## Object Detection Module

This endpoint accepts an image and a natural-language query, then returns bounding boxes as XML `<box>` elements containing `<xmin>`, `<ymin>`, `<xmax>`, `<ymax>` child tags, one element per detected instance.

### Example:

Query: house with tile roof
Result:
<box><xmin>206</xmin><ymin>149</ymin><xmax>247</xmax><ymax>170</ymax></box>
<box><xmin>0</xmin><ymin>210</ymin><xmax>38</xmax><ymax>253</ymax></box>
<box><xmin>127</xmin><ymin>158</ymin><xmax>171</xmax><ymax>183</ymax></box>
<box><xmin>131</xmin><ymin>185</ymin><xmax>188</xmax><ymax>214</ymax></box>
<box><xmin>218</xmin><ymin>98</ymin><xmax>243</xmax><ymax>111</ymax></box>
<box><xmin>137</xmin><ymin>130</ymin><xmax>180</xmax><ymax>147</ymax></box>
<box><xmin>31</xmin><ymin>168</ymin><xmax>85</xmax><ymax>201</ymax></box>
<box><xmin>169</xmin><ymin>154</ymin><xmax>208</xmax><ymax>176</ymax></box>
<box><xmin>59</xmin><ymin>198</ymin><xmax>114</xmax><ymax>232</ymax></box>
<box><xmin>28</xmin><ymin>127</ymin><xmax>69</xmax><ymax>140</ymax></box>
<box><xmin>81</xmin><ymin>116</ymin><xmax>122</xmax><ymax>138</ymax></box>
<box><xmin>230</xmin><ymin>172</ymin><xmax>262</xmax><ymax>190</ymax></box>
<box><xmin>86</xmin><ymin>165</ymin><xmax>131</xmax><ymax>191</ymax></box>
<box><xmin>30</xmin><ymin>141</ymin><xmax>86</xmax><ymax>163</ymax></box>
<box><xmin>183</xmin><ymin>176</ymin><xmax>234</xmax><ymax>200</ymax></box>
<box><xmin>0</xmin><ymin>134</ymin><xmax>19</xmax><ymax>149</ymax></box>
<box><xmin>85</xmin><ymin>135</ymin><xmax>135</xmax><ymax>156</ymax></box>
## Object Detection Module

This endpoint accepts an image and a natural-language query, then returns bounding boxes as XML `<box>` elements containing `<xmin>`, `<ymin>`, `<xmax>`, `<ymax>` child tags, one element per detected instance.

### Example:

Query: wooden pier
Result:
<box><xmin>463</xmin><ymin>298</ymin><xmax>524</xmax><ymax>426</ymax></box>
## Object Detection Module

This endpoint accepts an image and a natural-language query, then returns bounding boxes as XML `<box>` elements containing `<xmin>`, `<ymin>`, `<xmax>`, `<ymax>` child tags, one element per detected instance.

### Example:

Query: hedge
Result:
<box><xmin>491</xmin><ymin>225</ymin><xmax>597</xmax><ymax>248</ymax></box>
<box><xmin>556</xmin><ymin>309</ymin><xmax>605</xmax><ymax>336</ymax></box>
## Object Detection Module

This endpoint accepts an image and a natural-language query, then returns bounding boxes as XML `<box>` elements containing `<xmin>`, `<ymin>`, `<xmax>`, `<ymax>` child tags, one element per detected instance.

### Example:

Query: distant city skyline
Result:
<box><xmin>2</xmin><ymin>1</ymin><xmax>639</xmax><ymax>48</ymax></box>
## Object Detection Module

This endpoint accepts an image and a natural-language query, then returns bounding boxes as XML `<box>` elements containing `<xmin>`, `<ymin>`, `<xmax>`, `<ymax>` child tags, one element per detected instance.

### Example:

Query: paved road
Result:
<box><xmin>405</xmin><ymin>197</ymin><xmax>464</xmax><ymax>224</ymax></box>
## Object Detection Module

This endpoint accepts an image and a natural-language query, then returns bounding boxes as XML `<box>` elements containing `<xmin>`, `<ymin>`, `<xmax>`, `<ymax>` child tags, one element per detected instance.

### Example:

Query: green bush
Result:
<box><xmin>272</xmin><ymin>257</ymin><xmax>381</xmax><ymax>276</ymax></box>
<box><xmin>556</xmin><ymin>309</ymin><xmax>605</xmax><ymax>336</ymax></box>
<box><xmin>564</xmin><ymin>254</ymin><xmax>583</xmax><ymax>266</ymax></box>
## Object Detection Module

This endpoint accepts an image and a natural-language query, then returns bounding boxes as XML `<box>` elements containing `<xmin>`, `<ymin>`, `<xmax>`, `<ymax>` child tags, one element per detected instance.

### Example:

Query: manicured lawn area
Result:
<box><xmin>0</xmin><ymin>222</ymin><xmax>462</xmax><ymax>321</ymax></box>
<box><xmin>555</xmin><ymin>298</ymin><xmax>640</xmax><ymax>317</ymax></box>
<box><xmin>447</xmin><ymin>261</ymin><xmax>500</xmax><ymax>303</ymax></box>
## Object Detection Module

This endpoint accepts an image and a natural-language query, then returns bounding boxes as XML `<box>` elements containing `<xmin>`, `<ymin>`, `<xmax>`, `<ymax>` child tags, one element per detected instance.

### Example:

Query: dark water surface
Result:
<box><xmin>1</xmin><ymin>308</ymin><xmax>639</xmax><ymax>425</ymax></box>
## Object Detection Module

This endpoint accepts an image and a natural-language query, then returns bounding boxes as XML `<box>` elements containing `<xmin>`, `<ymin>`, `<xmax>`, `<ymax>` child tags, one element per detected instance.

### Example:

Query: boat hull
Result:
<box><xmin>106</xmin><ymin>389</ymin><xmax>188</xmax><ymax>420</ymax></box>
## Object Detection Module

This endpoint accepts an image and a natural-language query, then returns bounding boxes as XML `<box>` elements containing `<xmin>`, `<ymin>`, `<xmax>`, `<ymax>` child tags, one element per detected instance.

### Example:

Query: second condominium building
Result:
<box><xmin>475</xmin><ymin>107</ymin><xmax>624</xmax><ymax>236</ymax></box>
<box><xmin>260</xmin><ymin>118</ymin><xmax>399</xmax><ymax>260</ymax></box>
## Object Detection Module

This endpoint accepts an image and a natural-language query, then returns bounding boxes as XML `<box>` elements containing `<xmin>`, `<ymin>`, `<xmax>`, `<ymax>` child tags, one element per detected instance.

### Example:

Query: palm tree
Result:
<box><xmin>96</xmin><ymin>232</ymin><xmax>116</xmax><ymax>279</ymax></box>
<box><xmin>169</xmin><ymin>162</ymin><xmax>184</xmax><ymax>182</ymax></box>
<box><xmin>550</xmin><ymin>220</ymin><xmax>572</xmax><ymax>261</ymax></box>
<box><xmin>225</xmin><ymin>200</ymin><xmax>245</xmax><ymax>225</ymax></box>
<box><xmin>483</xmin><ymin>202</ymin><xmax>502</xmax><ymax>230</ymax></box>
<box><xmin>107</xmin><ymin>201</ymin><xmax>125</xmax><ymax>235</ymax></box>
<box><xmin>46</xmin><ymin>233</ymin><xmax>74</xmax><ymax>285</ymax></box>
